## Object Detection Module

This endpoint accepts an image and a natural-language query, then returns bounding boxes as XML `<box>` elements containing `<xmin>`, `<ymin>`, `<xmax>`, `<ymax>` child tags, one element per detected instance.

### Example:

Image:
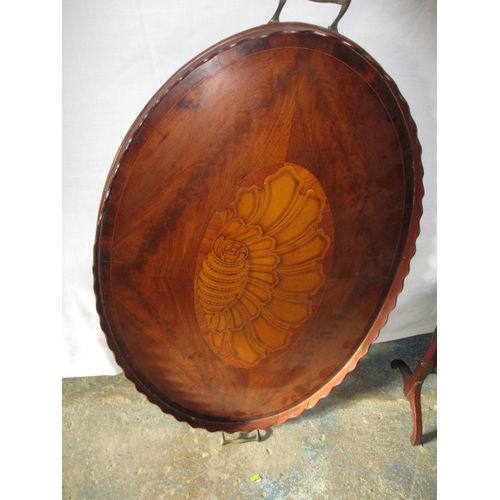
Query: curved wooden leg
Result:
<box><xmin>391</xmin><ymin>358</ymin><xmax>423</xmax><ymax>444</ymax></box>
<box><xmin>406</xmin><ymin>382</ymin><xmax>423</xmax><ymax>446</ymax></box>
<box><xmin>391</xmin><ymin>330</ymin><xmax>437</xmax><ymax>446</ymax></box>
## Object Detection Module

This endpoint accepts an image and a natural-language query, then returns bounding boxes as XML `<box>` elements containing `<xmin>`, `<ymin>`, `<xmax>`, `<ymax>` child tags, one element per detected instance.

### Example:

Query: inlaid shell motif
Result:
<box><xmin>196</xmin><ymin>164</ymin><xmax>332</xmax><ymax>368</ymax></box>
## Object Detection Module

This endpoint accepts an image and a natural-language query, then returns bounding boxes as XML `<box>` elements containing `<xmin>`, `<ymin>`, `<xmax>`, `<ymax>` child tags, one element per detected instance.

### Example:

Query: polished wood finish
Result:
<box><xmin>392</xmin><ymin>330</ymin><xmax>437</xmax><ymax>445</ymax></box>
<box><xmin>94</xmin><ymin>22</ymin><xmax>424</xmax><ymax>432</ymax></box>
<box><xmin>195</xmin><ymin>164</ymin><xmax>333</xmax><ymax>369</ymax></box>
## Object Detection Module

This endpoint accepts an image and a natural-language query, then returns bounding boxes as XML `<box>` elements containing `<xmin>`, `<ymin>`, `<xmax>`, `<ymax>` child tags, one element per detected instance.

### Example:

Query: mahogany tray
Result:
<box><xmin>93</xmin><ymin>18</ymin><xmax>423</xmax><ymax>433</ymax></box>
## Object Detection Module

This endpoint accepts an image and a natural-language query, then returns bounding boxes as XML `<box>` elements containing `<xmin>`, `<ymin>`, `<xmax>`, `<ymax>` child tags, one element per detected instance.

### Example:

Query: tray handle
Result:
<box><xmin>269</xmin><ymin>0</ymin><xmax>351</xmax><ymax>32</ymax></box>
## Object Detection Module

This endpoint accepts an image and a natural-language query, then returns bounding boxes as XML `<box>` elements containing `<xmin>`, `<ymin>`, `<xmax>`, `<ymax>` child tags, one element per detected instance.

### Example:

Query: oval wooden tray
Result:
<box><xmin>93</xmin><ymin>22</ymin><xmax>423</xmax><ymax>433</ymax></box>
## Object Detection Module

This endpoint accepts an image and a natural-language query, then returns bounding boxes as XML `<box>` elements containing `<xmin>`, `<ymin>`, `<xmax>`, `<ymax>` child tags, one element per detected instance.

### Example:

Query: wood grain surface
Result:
<box><xmin>94</xmin><ymin>22</ymin><xmax>423</xmax><ymax>432</ymax></box>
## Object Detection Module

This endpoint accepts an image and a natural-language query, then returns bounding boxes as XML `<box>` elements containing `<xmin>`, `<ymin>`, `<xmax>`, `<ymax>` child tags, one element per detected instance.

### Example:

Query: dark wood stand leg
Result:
<box><xmin>391</xmin><ymin>329</ymin><xmax>437</xmax><ymax>445</ymax></box>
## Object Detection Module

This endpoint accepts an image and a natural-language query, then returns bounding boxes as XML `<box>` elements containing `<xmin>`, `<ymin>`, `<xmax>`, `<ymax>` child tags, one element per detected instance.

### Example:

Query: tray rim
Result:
<box><xmin>93</xmin><ymin>21</ymin><xmax>424</xmax><ymax>433</ymax></box>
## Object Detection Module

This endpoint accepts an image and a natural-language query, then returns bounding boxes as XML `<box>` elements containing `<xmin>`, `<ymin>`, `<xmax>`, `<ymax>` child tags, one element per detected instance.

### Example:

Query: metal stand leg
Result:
<box><xmin>221</xmin><ymin>430</ymin><xmax>262</xmax><ymax>445</ymax></box>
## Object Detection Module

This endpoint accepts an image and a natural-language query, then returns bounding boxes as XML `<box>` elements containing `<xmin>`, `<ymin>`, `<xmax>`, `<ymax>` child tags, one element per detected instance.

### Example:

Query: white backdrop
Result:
<box><xmin>62</xmin><ymin>0</ymin><xmax>437</xmax><ymax>378</ymax></box>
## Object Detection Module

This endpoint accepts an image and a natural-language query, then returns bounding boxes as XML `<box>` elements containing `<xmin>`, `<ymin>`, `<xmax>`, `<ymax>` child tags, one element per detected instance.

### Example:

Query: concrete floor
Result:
<box><xmin>62</xmin><ymin>333</ymin><xmax>437</xmax><ymax>499</ymax></box>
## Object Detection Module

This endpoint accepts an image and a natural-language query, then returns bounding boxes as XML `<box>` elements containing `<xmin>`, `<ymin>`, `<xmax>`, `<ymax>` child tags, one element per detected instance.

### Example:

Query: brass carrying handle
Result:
<box><xmin>269</xmin><ymin>0</ymin><xmax>351</xmax><ymax>32</ymax></box>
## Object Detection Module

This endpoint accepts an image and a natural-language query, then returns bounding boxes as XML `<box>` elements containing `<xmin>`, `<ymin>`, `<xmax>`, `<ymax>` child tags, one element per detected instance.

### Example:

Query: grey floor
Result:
<box><xmin>62</xmin><ymin>333</ymin><xmax>437</xmax><ymax>500</ymax></box>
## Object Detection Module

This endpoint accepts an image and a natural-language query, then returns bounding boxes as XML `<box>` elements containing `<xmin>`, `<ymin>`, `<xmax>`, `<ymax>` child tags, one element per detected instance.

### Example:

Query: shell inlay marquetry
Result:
<box><xmin>195</xmin><ymin>164</ymin><xmax>332</xmax><ymax>368</ymax></box>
